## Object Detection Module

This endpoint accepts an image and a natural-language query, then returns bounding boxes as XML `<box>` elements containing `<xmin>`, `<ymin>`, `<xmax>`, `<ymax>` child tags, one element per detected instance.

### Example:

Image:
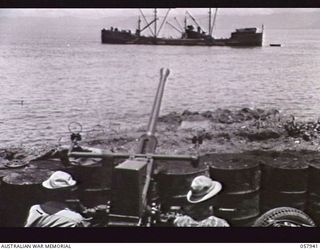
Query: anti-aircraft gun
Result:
<box><xmin>66</xmin><ymin>68</ymin><xmax>317</xmax><ymax>228</ymax></box>
<box><xmin>68</xmin><ymin>68</ymin><xmax>199</xmax><ymax>226</ymax></box>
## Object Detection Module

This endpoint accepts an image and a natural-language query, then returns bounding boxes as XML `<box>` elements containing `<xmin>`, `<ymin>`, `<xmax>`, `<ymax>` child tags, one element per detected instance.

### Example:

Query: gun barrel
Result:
<box><xmin>147</xmin><ymin>68</ymin><xmax>170</xmax><ymax>136</ymax></box>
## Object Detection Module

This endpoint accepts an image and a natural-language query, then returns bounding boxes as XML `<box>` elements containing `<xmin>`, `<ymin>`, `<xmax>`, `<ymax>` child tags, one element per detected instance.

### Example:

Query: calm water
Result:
<box><xmin>0</xmin><ymin>19</ymin><xmax>320</xmax><ymax>147</ymax></box>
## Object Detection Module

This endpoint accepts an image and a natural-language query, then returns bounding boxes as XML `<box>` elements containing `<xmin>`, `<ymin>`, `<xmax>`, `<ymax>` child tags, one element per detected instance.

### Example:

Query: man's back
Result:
<box><xmin>25</xmin><ymin>201</ymin><xmax>88</xmax><ymax>227</ymax></box>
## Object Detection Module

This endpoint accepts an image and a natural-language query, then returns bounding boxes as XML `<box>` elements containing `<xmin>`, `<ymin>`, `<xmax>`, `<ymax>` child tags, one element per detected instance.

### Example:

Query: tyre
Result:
<box><xmin>252</xmin><ymin>207</ymin><xmax>315</xmax><ymax>227</ymax></box>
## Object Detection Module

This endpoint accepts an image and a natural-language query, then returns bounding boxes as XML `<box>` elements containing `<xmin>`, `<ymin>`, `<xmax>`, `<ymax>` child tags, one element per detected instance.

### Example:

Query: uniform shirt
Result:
<box><xmin>25</xmin><ymin>201</ymin><xmax>89</xmax><ymax>227</ymax></box>
<box><xmin>174</xmin><ymin>215</ymin><xmax>230</xmax><ymax>227</ymax></box>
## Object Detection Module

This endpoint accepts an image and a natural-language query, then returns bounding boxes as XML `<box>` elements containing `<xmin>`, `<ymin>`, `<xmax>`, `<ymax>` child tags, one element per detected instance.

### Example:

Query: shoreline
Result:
<box><xmin>1</xmin><ymin>107</ymin><xmax>320</xmax><ymax>171</ymax></box>
<box><xmin>82</xmin><ymin>107</ymin><xmax>320</xmax><ymax>155</ymax></box>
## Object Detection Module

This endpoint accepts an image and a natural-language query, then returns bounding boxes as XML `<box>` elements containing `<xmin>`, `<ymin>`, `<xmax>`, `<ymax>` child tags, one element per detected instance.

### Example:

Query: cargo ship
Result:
<box><xmin>101</xmin><ymin>9</ymin><xmax>263</xmax><ymax>47</ymax></box>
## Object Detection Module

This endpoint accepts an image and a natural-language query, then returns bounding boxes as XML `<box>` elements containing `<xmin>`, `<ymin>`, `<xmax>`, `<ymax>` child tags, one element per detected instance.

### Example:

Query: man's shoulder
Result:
<box><xmin>28</xmin><ymin>204</ymin><xmax>44</xmax><ymax>213</ymax></box>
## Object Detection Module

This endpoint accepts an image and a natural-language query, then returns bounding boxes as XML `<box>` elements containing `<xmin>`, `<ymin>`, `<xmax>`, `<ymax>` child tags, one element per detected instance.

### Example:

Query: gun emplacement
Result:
<box><xmin>68</xmin><ymin>68</ymin><xmax>199</xmax><ymax>226</ymax></box>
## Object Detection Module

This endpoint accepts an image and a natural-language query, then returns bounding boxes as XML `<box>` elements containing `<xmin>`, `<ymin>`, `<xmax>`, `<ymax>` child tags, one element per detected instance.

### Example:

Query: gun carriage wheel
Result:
<box><xmin>252</xmin><ymin>207</ymin><xmax>315</xmax><ymax>227</ymax></box>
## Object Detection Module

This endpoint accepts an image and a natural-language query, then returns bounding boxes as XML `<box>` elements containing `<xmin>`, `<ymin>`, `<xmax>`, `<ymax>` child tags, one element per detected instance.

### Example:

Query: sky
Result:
<box><xmin>0</xmin><ymin>8</ymin><xmax>319</xmax><ymax>19</ymax></box>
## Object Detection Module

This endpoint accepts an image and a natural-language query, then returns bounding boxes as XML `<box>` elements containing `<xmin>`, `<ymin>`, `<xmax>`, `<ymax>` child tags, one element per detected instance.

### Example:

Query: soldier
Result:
<box><xmin>25</xmin><ymin>171</ymin><xmax>90</xmax><ymax>227</ymax></box>
<box><xmin>174</xmin><ymin>175</ymin><xmax>229</xmax><ymax>227</ymax></box>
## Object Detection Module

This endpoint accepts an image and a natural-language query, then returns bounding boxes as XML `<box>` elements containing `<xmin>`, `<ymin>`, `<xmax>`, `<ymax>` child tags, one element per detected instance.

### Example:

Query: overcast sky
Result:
<box><xmin>0</xmin><ymin>8</ymin><xmax>319</xmax><ymax>18</ymax></box>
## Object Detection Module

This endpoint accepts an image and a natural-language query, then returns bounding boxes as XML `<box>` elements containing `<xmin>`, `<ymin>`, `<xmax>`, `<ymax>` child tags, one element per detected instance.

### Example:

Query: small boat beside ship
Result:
<box><xmin>101</xmin><ymin>9</ymin><xmax>264</xmax><ymax>47</ymax></box>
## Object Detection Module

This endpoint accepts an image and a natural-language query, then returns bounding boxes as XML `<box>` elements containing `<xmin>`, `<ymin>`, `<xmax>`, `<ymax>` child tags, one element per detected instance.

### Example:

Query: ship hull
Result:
<box><xmin>101</xmin><ymin>29</ymin><xmax>263</xmax><ymax>47</ymax></box>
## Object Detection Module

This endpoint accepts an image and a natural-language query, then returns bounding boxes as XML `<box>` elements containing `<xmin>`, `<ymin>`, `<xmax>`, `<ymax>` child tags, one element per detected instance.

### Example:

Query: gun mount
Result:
<box><xmin>69</xmin><ymin>68</ymin><xmax>199</xmax><ymax>226</ymax></box>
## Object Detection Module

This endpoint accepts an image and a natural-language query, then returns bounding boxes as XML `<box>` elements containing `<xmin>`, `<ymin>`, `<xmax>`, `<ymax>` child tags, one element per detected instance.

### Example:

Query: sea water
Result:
<box><xmin>0</xmin><ymin>18</ymin><xmax>320</xmax><ymax>147</ymax></box>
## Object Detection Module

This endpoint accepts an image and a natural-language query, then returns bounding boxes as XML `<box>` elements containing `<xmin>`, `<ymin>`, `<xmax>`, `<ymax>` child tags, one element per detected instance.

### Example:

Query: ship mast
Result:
<box><xmin>154</xmin><ymin>8</ymin><xmax>157</xmax><ymax>38</ymax></box>
<box><xmin>209</xmin><ymin>8</ymin><xmax>212</xmax><ymax>36</ymax></box>
<box><xmin>137</xmin><ymin>16</ymin><xmax>141</xmax><ymax>35</ymax></box>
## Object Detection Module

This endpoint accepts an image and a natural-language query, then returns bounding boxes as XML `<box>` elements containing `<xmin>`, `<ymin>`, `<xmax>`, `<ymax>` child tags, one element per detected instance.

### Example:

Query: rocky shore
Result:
<box><xmin>0</xmin><ymin>108</ymin><xmax>320</xmax><ymax>168</ymax></box>
<box><xmin>1</xmin><ymin>107</ymin><xmax>320</xmax><ymax>172</ymax></box>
